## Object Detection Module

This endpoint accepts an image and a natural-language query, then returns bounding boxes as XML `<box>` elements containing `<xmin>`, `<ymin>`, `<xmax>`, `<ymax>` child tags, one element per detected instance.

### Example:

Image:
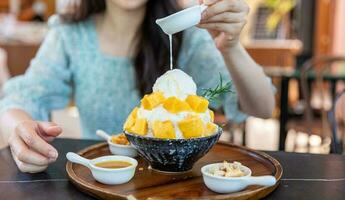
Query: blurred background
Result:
<box><xmin>1</xmin><ymin>0</ymin><xmax>345</xmax><ymax>154</ymax></box>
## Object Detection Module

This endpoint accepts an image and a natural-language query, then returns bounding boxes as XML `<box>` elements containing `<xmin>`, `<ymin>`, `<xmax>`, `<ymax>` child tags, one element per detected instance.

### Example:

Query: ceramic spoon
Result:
<box><xmin>156</xmin><ymin>4</ymin><xmax>207</xmax><ymax>34</ymax></box>
<box><xmin>66</xmin><ymin>152</ymin><xmax>91</xmax><ymax>169</ymax></box>
<box><xmin>238</xmin><ymin>175</ymin><xmax>276</xmax><ymax>187</ymax></box>
<box><xmin>96</xmin><ymin>129</ymin><xmax>111</xmax><ymax>141</ymax></box>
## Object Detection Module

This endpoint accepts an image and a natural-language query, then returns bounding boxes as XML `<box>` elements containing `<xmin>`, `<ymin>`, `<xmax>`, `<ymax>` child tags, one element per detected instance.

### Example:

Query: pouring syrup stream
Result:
<box><xmin>169</xmin><ymin>34</ymin><xmax>173</xmax><ymax>70</ymax></box>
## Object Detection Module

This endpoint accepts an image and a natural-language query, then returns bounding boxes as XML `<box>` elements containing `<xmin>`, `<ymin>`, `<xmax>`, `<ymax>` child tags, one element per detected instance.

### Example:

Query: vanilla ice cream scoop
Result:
<box><xmin>153</xmin><ymin>69</ymin><xmax>197</xmax><ymax>100</ymax></box>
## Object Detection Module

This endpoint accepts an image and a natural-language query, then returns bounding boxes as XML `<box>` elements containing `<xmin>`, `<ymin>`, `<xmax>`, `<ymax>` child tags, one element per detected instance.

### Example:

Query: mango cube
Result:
<box><xmin>204</xmin><ymin>122</ymin><xmax>218</xmax><ymax>136</ymax></box>
<box><xmin>152</xmin><ymin>120</ymin><xmax>176</xmax><ymax>139</ymax></box>
<box><xmin>163</xmin><ymin>97</ymin><xmax>191</xmax><ymax>113</ymax></box>
<box><xmin>209</xmin><ymin>110</ymin><xmax>214</xmax><ymax>122</ymax></box>
<box><xmin>141</xmin><ymin>92</ymin><xmax>165</xmax><ymax>110</ymax></box>
<box><xmin>178</xmin><ymin>115</ymin><xmax>205</xmax><ymax>139</ymax></box>
<box><xmin>186</xmin><ymin>95</ymin><xmax>209</xmax><ymax>113</ymax></box>
<box><xmin>129</xmin><ymin>118</ymin><xmax>148</xmax><ymax>136</ymax></box>
<box><xmin>123</xmin><ymin>107</ymin><xmax>139</xmax><ymax>131</ymax></box>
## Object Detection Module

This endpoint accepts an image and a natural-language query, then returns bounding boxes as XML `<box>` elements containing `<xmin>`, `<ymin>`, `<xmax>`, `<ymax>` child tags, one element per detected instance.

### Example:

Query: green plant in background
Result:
<box><xmin>263</xmin><ymin>0</ymin><xmax>296</xmax><ymax>32</ymax></box>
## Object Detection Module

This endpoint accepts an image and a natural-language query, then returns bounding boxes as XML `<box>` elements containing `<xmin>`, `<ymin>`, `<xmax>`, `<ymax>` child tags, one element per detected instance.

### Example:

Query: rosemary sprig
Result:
<box><xmin>202</xmin><ymin>73</ymin><xmax>233</xmax><ymax>102</ymax></box>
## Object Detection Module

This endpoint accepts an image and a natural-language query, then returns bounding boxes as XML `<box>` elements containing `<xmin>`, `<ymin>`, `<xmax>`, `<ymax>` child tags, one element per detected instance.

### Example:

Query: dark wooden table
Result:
<box><xmin>1</xmin><ymin>138</ymin><xmax>345</xmax><ymax>200</ymax></box>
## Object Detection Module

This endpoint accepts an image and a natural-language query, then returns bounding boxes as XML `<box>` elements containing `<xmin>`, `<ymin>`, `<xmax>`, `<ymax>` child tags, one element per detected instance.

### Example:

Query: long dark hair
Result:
<box><xmin>60</xmin><ymin>0</ymin><xmax>183</xmax><ymax>96</ymax></box>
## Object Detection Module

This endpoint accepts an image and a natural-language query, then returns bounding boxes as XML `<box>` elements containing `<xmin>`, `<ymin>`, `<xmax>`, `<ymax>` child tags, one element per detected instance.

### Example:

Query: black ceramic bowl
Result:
<box><xmin>124</xmin><ymin>127</ymin><xmax>222</xmax><ymax>172</ymax></box>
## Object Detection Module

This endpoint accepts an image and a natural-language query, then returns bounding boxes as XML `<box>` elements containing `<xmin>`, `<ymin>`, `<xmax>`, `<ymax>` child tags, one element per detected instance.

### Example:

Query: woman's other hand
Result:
<box><xmin>8</xmin><ymin>120</ymin><xmax>62</xmax><ymax>173</ymax></box>
<box><xmin>197</xmin><ymin>0</ymin><xmax>249</xmax><ymax>52</ymax></box>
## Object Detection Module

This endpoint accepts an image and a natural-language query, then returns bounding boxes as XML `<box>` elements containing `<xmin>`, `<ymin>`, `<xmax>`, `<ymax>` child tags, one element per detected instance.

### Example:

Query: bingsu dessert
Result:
<box><xmin>123</xmin><ymin>69</ymin><xmax>218</xmax><ymax>139</ymax></box>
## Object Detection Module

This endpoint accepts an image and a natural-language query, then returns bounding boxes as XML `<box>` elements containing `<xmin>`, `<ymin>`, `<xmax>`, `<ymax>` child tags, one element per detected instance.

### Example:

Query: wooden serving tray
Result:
<box><xmin>66</xmin><ymin>142</ymin><xmax>282</xmax><ymax>200</ymax></box>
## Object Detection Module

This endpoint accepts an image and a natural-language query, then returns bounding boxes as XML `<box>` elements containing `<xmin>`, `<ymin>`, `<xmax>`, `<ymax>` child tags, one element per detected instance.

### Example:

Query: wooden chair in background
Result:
<box><xmin>300</xmin><ymin>56</ymin><xmax>345</xmax><ymax>153</ymax></box>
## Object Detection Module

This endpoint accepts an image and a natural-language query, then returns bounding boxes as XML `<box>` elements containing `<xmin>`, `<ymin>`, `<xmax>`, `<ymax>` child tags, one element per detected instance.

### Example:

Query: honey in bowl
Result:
<box><xmin>95</xmin><ymin>160</ymin><xmax>132</xmax><ymax>169</ymax></box>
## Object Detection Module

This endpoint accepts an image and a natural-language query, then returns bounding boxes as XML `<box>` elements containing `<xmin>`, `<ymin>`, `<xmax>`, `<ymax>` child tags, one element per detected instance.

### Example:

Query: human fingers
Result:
<box><xmin>37</xmin><ymin>121</ymin><xmax>63</xmax><ymax>141</ymax></box>
<box><xmin>202</xmin><ymin>0</ymin><xmax>248</xmax><ymax>20</ymax></box>
<box><xmin>11</xmin><ymin>150</ymin><xmax>48</xmax><ymax>173</ymax></box>
<box><xmin>201</xmin><ymin>11</ymin><xmax>246</xmax><ymax>23</ymax></box>
<box><xmin>8</xmin><ymin>133</ymin><xmax>51</xmax><ymax>165</ymax></box>
<box><xmin>198</xmin><ymin>22</ymin><xmax>245</xmax><ymax>35</ymax></box>
<box><xmin>16</xmin><ymin>121</ymin><xmax>58</xmax><ymax>161</ymax></box>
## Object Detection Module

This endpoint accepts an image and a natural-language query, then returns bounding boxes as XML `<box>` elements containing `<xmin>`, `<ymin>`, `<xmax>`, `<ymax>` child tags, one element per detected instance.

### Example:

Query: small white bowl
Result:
<box><xmin>201</xmin><ymin>163</ymin><xmax>276</xmax><ymax>193</ymax></box>
<box><xmin>107</xmin><ymin>137</ymin><xmax>138</xmax><ymax>157</ymax></box>
<box><xmin>156</xmin><ymin>4</ymin><xmax>207</xmax><ymax>35</ymax></box>
<box><xmin>66</xmin><ymin>152</ymin><xmax>138</xmax><ymax>185</ymax></box>
<box><xmin>96</xmin><ymin>130</ymin><xmax>138</xmax><ymax>157</ymax></box>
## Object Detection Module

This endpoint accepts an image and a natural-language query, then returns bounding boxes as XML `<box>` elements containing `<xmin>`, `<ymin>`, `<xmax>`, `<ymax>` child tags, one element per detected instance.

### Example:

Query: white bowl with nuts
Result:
<box><xmin>201</xmin><ymin>161</ymin><xmax>276</xmax><ymax>193</ymax></box>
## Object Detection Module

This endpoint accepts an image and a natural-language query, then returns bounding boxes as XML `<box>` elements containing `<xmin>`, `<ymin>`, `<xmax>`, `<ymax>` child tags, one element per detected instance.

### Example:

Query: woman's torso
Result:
<box><xmin>65</xmin><ymin>19</ymin><xmax>142</xmax><ymax>138</ymax></box>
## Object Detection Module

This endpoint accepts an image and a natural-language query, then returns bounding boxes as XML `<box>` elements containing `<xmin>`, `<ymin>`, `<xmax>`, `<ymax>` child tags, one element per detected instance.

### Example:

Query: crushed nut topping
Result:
<box><xmin>208</xmin><ymin>161</ymin><xmax>246</xmax><ymax>177</ymax></box>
